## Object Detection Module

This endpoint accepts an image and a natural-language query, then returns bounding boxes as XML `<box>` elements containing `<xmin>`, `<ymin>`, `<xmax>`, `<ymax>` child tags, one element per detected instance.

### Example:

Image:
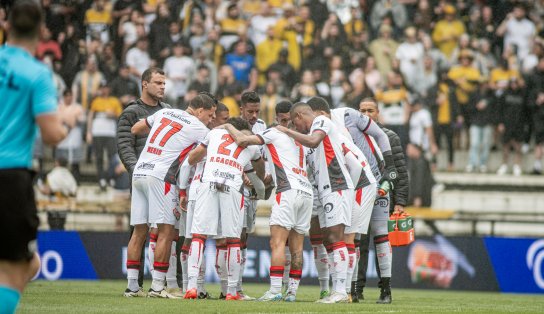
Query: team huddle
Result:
<box><xmin>124</xmin><ymin>69</ymin><xmax>399</xmax><ymax>304</ymax></box>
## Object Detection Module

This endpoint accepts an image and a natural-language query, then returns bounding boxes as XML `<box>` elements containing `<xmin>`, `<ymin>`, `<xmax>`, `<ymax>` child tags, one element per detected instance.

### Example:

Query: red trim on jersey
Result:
<box><xmin>164</xmin><ymin>182</ymin><xmax>171</xmax><ymax>195</ymax></box>
<box><xmin>276</xmin><ymin>192</ymin><xmax>282</xmax><ymax>204</ymax></box>
<box><xmin>364</xmin><ymin>134</ymin><xmax>376</xmax><ymax>154</ymax></box>
<box><xmin>179</xmin><ymin>143</ymin><xmax>196</xmax><ymax>163</ymax></box>
<box><xmin>266</xmin><ymin>143</ymin><xmax>283</xmax><ymax>169</ymax></box>
<box><xmin>355</xmin><ymin>188</ymin><xmax>363</xmax><ymax>205</ymax></box>
<box><xmin>240</xmin><ymin>194</ymin><xmax>244</xmax><ymax>210</ymax></box>
<box><xmin>322</xmin><ymin>135</ymin><xmax>336</xmax><ymax>166</ymax></box>
<box><xmin>338</xmin><ymin>190</ymin><xmax>342</xmax><ymax>195</ymax></box>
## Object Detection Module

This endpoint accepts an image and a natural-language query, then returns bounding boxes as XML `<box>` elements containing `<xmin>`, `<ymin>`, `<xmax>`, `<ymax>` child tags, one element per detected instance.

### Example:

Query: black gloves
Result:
<box><xmin>381</xmin><ymin>152</ymin><xmax>398</xmax><ymax>184</ymax></box>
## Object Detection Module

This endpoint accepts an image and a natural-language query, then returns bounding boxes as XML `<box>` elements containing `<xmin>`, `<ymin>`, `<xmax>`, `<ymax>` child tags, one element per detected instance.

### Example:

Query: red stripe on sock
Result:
<box><xmin>149</xmin><ymin>233</ymin><xmax>158</xmax><ymax>241</ymax></box>
<box><xmin>216</xmin><ymin>244</ymin><xmax>227</xmax><ymax>250</ymax></box>
<box><xmin>325</xmin><ymin>244</ymin><xmax>334</xmax><ymax>253</ymax></box>
<box><xmin>181</xmin><ymin>245</ymin><xmax>190</xmax><ymax>254</ymax></box>
<box><xmin>126</xmin><ymin>260</ymin><xmax>140</xmax><ymax>265</ymax></box>
<box><xmin>332</xmin><ymin>241</ymin><xmax>346</xmax><ymax>249</ymax></box>
<box><xmin>374</xmin><ymin>234</ymin><xmax>389</xmax><ymax>244</ymax></box>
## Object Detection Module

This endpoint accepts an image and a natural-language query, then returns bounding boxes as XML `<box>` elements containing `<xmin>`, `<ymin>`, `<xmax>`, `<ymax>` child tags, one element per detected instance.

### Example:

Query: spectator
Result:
<box><xmin>489</xmin><ymin>58</ymin><xmax>520</xmax><ymax>97</ymax></box>
<box><xmin>149</xmin><ymin>19</ymin><xmax>180</xmax><ymax>66</ymax></box>
<box><xmin>375</xmin><ymin>71</ymin><xmax>410</xmax><ymax>146</ymax></box>
<box><xmin>219</xmin><ymin>3</ymin><xmax>245</xmax><ymax>50</ymax></box>
<box><xmin>432</xmin><ymin>4</ymin><xmax>466</xmax><ymax>59</ymax></box>
<box><xmin>58</xmin><ymin>23</ymin><xmax>82</xmax><ymax>87</ymax></box>
<box><xmin>396</xmin><ymin>26</ymin><xmax>425</xmax><ymax>86</ymax></box>
<box><xmin>36</xmin><ymin>26</ymin><xmax>62</xmax><ymax>61</ymax></box>
<box><xmin>56</xmin><ymin>90</ymin><xmax>86</xmax><ymax>182</ymax></box>
<box><xmin>221</xmin><ymin>84</ymin><xmax>243</xmax><ymax>117</ymax></box>
<box><xmin>406</xmin><ymin>98</ymin><xmax>437</xmax><ymax>207</ymax></box>
<box><xmin>225</xmin><ymin>41</ymin><xmax>257</xmax><ymax>90</ymax></box>
<box><xmin>194</xmin><ymin>47</ymin><xmax>218</xmax><ymax>95</ymax></box>
<box><xmin>118</xmin><ymin>9</ymin><xmax>145</xmax><ymax>59</ymax></box>
<box><xmin>422</xmin><ymin>34</ymin><xmax>449</xmax><ymax>73</ymax></box>
<box><xmin>291</xmin><ymin>70</ymin><xmax>318</xmax><ymax>103</ymax></box>
<box><xmin>370</xmin><ymin>0</ymin><xmax>407</xmax><ymax>36</ymax></box>
<box><xmin>84</xmin><ymin>0</ymin><xmax>112</xmax><ymax>43</ymax></box>
<box><xmin>268</xmin><ymin>49</ymin><xmax>297</xmax><ymax>94</ymax></box>
<box><xmin>465</xmin><ymin>83</ymin><xmax>495</xmax><ymax>173</ymax></box>
<box><xmin>497</xmin><ymin>3</ymin><xmax>536</xmax><ymax>61</ymax></box>
<box><xmin>260</xmin><ymin>81</ymin><xmax>282</xmax><ymax>125</ymax></box>
<box><xmin>126</xmin><ymin>37</ymin><xmax>151</xmax><ymax>81</ymax></box>
<box><xmin>526</xmin><ymin>58</ymin><xmax>544</xmax><ymax>174</ymax></box>
<box><xmin>431</xmin><ymin>74</ymin><xmax>458</xmax><ymax>172</ymax></box>
<box><xmin>274</xmin><ymin>3</ymin><xmax>301</xmax><ymax>71</ymax></box>
<box><xmin>320</xmin><ymin>14</ymin><xmax>349</xmax><ymax>61</ymax></box>
<box><xmin>256</xmin><ymin>27</ymin><xmax>282</xmax><ymax>86</ymax></box>
<box><xmin>447</xmin><ymin>50</ymin><xmax>482</xmax><ymax>125</ymax></box>
<box><xmin>474</xmin><ymin>38</ymin><xmax>497</xmax><ymax>79</ymax></box>
<box><xmin>345</xmin><ymin>73</ymin><xmax>373</xmax><ymax>110</ymax></box>
<box><xmin>99</xmin><ymin>42</ymin><xmax>120</xmax><ymax>82</ymax></box>
<box><xmin>328</xmin><ymin>55</ymin><xmax>350</xmax><ymax>107</ymax></box>
<box><xmin>191</xmin><ymin>65</ymin><xmax>212</xmax><ymax>94</ymax></box>
<box><xmin>163</xmin><ymin>42</ymin><xmax>195</xmax><ymax>105</ymax></box>
<box><xmin>369</xmin><ymin>24</ymin><xmax>399</xmax><ymax>80</ymax></box>
<box><xmin>496</xmin><ymin>78</ymin><xmax>525</xmax><ymax>176</ymax></box>
<box><xmin>110</xmin><ymin>64</ymin><xmax>139</xmax><ymax>107</ymax></box>
<box><xmin>249</xmin><ymin>2</ymin><xmax>278</xmax><ymax>46</ymax></box>
<box><xmin>411</xmin><ymin>55</ymin><xmax>438</xmax><ymax>99</ymax></box>
<box><xmin>86</xmin><ymin>81</ymin><xmax>123</xmax><ymax>191</ymax></box>
<box><xmin>72</xmin><ymin>55</ymin><xmax>105</xmax><ymax>110</ymax></box>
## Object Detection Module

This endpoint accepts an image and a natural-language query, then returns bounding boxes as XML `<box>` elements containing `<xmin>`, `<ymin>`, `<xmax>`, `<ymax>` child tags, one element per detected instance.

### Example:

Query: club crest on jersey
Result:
<box><xmin>324</xmin><ymin>203</ymin><xmax>334</xmax><ymax>213</ymax></box>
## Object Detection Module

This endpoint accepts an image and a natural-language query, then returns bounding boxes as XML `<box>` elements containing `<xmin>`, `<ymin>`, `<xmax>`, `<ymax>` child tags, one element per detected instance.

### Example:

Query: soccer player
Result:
<box><xmin>0</xmin><ymin>1</ymin><xmax>74</xmax><ymax>311</ymax></box>
<box><xmin>307</xmin><ymin>97</ymin><xmax>397</xmax><ymax>301</ymax></box>
<box><xmin>237</xmin><ymin>91</ymin><xmax>271</xmax><ymax>300</ymax></box>
<box><xmin>178</xmin><ymin>102</ymin><xmax>230</xmax><ymax>298</ymax></box>
<box><xmin>124</xmin><ymin>94</ymin><xmax>215</xmax><ymax>298</ymax></box>
<box><xmin>358</xmin><ymin>98</ymin><xmax>409</xmax><ymax>304</ymax></box>
<box><xmin>276</xmin><ymin>103</ymin><xmax>355</xmax><ymax>303</ymax></box>
<box><xmin>223</xmin><ymin>117</ymin><xmax>312</xmax><ymax>302</ymax></box>
<box><xmin>185</xmin><ymin>117</ymin><xmax>265</xmax><ymax>301</ymax></box>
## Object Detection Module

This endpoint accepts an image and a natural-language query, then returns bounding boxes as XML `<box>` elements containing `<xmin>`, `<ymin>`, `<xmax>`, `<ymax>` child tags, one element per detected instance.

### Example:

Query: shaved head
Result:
<box><xmin>290</xmin><ymin>102</ymin><xmax>315</xmax><ymax>133</ymax></box>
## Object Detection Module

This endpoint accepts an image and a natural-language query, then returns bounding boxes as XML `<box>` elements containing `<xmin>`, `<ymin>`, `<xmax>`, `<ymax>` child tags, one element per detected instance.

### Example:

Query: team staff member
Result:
<box><xmin>0</xmin><ymin>1</ymin><xmax>75</xmax><ymax>312</ymax></box>
<box><xmin>117</xmin><ymin>67</ymin><xmax>171</xmax><ymax>292</ymax></box>
<box><xmin>356</xmin><ymin>99</ymin><xmax>409</xmax><ymax>304</ymax></box>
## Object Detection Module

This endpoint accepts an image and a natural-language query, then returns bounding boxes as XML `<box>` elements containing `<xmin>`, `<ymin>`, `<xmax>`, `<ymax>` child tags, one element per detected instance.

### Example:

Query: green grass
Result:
<box><xmin>19</xmin><ymin>281</ymin><xmax>544</xmax><ymax>313</ymax></box>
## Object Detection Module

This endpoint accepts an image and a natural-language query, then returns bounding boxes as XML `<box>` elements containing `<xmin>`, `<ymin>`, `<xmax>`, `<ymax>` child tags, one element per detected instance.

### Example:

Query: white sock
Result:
<box><xmin>227</xmin><ymin>239</ymin><xmax>241</xmax><ymax>296</ymax></box>
<box><xmin>327</xmin><ymin>250</ymin><xmax>337</xmax><ymax>292</ymax></box>
<box><xmin>270</xmin><ymin>266</ymin><xmax>284</xmax><ymax>294</ymax></box>
<box><xmin>237</xmin><ymin>247</ymin><xmax>246</xmax><ymax>292</ymax></box>
<box><xmin>346</xmin><ymin>244</ymin><xmax>356</xmax><ymax>293</ymax></box>
<box><xmin>283</xmin><ymin>247</ymin><xmax>291</xmax><ymax>288</ymax></box>
<box><xmin>375</xmin><ymin>235</ymin><xmax>392</xmax><ymax>278</ymax></box>
<box><xmin>187</xmin><ymin>235</ymin><xmax>206</xmax><ymax>291</ymax></box>
<box><xmin>126</xmin><ymin>262</ymin><xmax>140</xmax><ymax>291</ymax></box>
<box><xmin>151</xmin><ymin>262</ymin><xmax>168</xmax><ymax>291</ymax></box>
<box><xmin>181</xmin><ymin>248</ymin><xmax>189</xmax><ymax>292</ymax></box>
<box><xmin>312</xmin><ymin>243</ymin><xmax>329</xmax><ymax>292</ymax></box>
<box><xmin>287</xmin><ymin>269</ymin><xmax>301</xmax><ymax>295</ymax></box>
<box><xmin>166</xmin><ymin>240</ymin><xmax>178</xmax><ymax>289</ymax></box>
<box><xmin>197</xmin><ymin>253</ymin><xmax>207</xmax><ymax>293</ymax></box>
<box><xmin>332</xmin><ymin>242</ymin><xmax>348</xmax><ymax>295</ymax></box>
<box><xmin>148</xmin><ymin>234</ymin><xmax>157</xmax><ymax>277</ymax></box>
<box><xmin>352</xmin><ymin>246</ymin><xmax>360</xmax><ymax>283</ymax></box>
<box><xmin>215</xmin><ymin>244</ymin><xmax>228</xmax><ymax>295</ymax></box>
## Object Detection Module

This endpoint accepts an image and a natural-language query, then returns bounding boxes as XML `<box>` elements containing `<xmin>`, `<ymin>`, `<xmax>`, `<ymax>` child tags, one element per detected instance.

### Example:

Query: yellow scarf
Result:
<box><xmin>81</xmin><ymin>70</ymin><xmax>101</xmax><ymax>110</ymax></box>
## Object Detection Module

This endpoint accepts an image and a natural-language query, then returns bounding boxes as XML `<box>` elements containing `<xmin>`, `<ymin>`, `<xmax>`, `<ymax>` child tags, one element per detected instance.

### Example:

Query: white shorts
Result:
<box><xmin>372</xmin><ymin>191</ymin><xmax>390</xmax><ymax>221</ymax></box>
<box><xmin>270</xmin><ymin>189</ymin><xmax>313</xmax><ymax>234</ymax></box>
<box><xmin>243</xmin><ymin>189</ymin><xmax>258</xmax><ymax>233</ymax></box>
<box><xmin>345</xmin><ymin>183</ymin><xmax>377</xmax><ymax>234</ymax></box>
<box><xmin>311</xmin><ymin>186</ymin><xmax>321</xmax><ymax>218</ymax></box>
<box><xmin>191</xmin><ymin>182</ymin><xmax>245</xmax><ymax>238</ymax></box>
<box><xmin>130</xmin><ymin>176</ymin><xmax>180</xmax><ymax>226</ymax></box>
<box><xmin>317</xmin><ymin>189</ymin><xmax>354</xmax><ymax>228</ymax></box>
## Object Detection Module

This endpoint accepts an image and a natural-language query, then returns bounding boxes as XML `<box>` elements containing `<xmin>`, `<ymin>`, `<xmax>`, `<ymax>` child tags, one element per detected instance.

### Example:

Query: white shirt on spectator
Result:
<box><xmin>504</xmin><ymin>18</ymin><xmax>535</xmax><ymax>60</ymax></box>
<box><xmin>122</xmin><ymin>21</ymin><xmax>138</xmax><ymax>46</ymax></box>
<box><xmin>396</xmin><ymin>41</ymin><xmax>424</xmax><ymax>84</ymax></box>
<box><xmin>126</xmin><ymin>47</ymin><xmax>150</xmax><ymax>77</ymax></box>
<box><xmin>409</xmin><ymin>108</ymin><xmax>433</xmax><ymax>152</ymax></box>
<box><xmin>164</xmin><ymin>55</ymin><xmax>196</xmax><ymax>99</ymax></box>
<box><xmin>249</xmin><ymin>15</ymin><xmax>277</xmax><ymax>45</ymax></box>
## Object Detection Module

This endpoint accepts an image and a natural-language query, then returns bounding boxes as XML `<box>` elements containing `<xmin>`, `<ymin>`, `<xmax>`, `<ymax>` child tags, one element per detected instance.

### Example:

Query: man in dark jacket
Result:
<box><xmin>356</xmin><ymin>99</ymin><xmax>409</xmax><ymax>304</ymax></box>
<box><xmin>117</xmin><ymin>67</ymin><xmax>171</xmax><ymax>291</ymax></box>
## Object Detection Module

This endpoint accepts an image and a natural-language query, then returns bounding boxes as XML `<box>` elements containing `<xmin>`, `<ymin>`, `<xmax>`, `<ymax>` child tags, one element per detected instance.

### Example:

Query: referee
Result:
<box><xmin>0</xmin><ymin>1</ymin><xmax>75</xmax><ymax>312</ymax></box>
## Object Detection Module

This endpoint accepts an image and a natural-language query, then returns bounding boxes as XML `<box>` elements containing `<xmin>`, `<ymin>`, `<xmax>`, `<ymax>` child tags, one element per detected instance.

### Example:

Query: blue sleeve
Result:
<box><xmin>32</xmin><ymin>67</ymin><xmax>57</xmax><ymax>117</ymax></box>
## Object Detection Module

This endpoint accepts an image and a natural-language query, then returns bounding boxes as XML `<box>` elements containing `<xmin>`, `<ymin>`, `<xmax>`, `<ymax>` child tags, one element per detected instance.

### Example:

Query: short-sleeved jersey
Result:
<box><xmin>133</xmin><ymin>109</ymin><xmax>209</xmax><ymax>184</ymax></box>
<box><xmin>0</xmin><ymin>45</ymin><xmax>57</xmax><ymax>169</ymax></box>
<box><xmin>331</xmin><ymin>107</ymin><xmax>383</xmax><ymax>181</ymax></box>
<box><xmin>200</xmin><ymin>129</ymin><xmax>261</xmax><ymax>191</ymax></box>
<box><xmin>257</xmin><ymin>128</ymin><xmax>312</xmax><ymax>194</ymax></box>
<box><xmin>188</xmin><ymin>159</ymin><xmax>206</xmax><ymax>201</ymax></box>
<box><xmin>309</xmin><ymin>115</ymin><xmax>354</xmax><ymax>197</ymax></box>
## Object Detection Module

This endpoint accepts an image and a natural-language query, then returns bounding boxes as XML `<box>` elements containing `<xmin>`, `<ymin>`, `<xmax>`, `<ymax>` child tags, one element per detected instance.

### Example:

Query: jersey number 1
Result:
<box><xmin>149</xmin><ymin>117</ymin><xmax>183</xmax><ymax>147</ymax></box>
<box><xmin>217</xmin><ymin>134</ymin><xmax>243</xmax><ymax>158</ymax></box>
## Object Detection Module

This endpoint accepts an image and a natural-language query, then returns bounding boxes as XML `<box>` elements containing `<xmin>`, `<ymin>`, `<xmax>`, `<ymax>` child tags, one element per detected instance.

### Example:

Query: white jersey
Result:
<box><xmin>134</xmin><ymin>109</ymin><xmax>209</xmax><ymax>184</ymax></box>
<box><xmin>308</xmin><ymin>115</ymin><xmax>354</xmax><ymax>197</ymax></box>
<box><xmin>245</xmin><ymin>118</ymin><xmax>268</xmax><ymax>194</ymax></box>
<box><xmin>177</xmin><ymin>158</ymin><xmax>205</xmax><ymax>202</ymax></box>
<box><xmin>200</xmin><ymin>129</ymin><xmax>261</xmax><ymax>191</ymax></box>
<box><xmin>257</xmin><ymin>128</ymin><xmax>312</xmax><ymax>194</ymax></box>
<box><xmin>340</xmin><ymin>134</ymin><xmax>376</xmax><ymax>189</ymax></box>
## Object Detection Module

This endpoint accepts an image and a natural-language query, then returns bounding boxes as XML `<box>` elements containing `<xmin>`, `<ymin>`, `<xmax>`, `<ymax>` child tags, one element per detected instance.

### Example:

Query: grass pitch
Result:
<box><xmin>19</xmin><ymin>280</ymin><xmax>543</xmax><ymax>313</ymax></box>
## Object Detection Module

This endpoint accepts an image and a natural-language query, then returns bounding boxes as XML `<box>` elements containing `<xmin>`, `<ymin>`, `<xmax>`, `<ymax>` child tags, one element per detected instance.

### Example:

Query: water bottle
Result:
<box><xmin>378</xmin><ymin>180</ymin><xmax>391</xmax><ymax>196</ymax></box>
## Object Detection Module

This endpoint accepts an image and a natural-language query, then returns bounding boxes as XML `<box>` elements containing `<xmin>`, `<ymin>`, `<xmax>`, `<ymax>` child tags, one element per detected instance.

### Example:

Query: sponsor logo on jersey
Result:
<box><xmin>137</xmin><ymin>162</ymin><xmax>155</xmax><ymax>170</ymax></box>
<box><xmin>165</xmin><ymin>111</ymin><xmax>192</xmax><ymax>124</ymax></box>
<box><xmin>375</xmin><ymin>197</ymin><xmax>389</xmax><ymax>208</ymax></box>
<box><xmin>213</xmin><ymin>169</ymin><xmax>235</xmax><ymax>181</ymax></box>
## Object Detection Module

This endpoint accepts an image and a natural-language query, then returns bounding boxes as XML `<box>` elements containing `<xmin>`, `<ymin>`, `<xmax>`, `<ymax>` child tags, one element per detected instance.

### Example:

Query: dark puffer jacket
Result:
<box><xmin>116</xmin><ymin>99</ymin><xmax>171</xmax><ymax>174</ymax></box>
<box><xmin>380</xmin><ymin>125</ymin><xmax>409</xmax><ymax>207</ymax></box>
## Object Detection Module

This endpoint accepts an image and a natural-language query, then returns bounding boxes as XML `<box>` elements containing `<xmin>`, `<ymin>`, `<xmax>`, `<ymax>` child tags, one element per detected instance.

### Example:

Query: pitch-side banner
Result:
<box><xmin>35</xmin><ymin>231</ymin><xmax>544</xmax><ymax>293</ymax></box>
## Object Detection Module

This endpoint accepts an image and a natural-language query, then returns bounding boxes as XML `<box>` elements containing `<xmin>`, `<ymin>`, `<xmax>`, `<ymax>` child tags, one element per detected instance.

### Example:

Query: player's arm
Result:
<box><xmin>224</xmin><ymin>123</ymin><xmax>263</xmax><ymax>147</ymax></box>
<box><xmin>36</xmin><ymin>114</ymin><xmax>68</xmax><ymax>146</ymax></box>
<box><xmin>131</xmin><ymin>118</ymin><xmax>151</xmax><ymax>135</ymax></box>
<box><xmin>275</xmin><ymin>125</ymin><xmax>325</xmax><ymax>149</ymax></box>
<box><xmin>251</xmin><ymin>157</ymin><xmax>266</xmax><ymax>181</ymax></box>
<box><xmin>188</xmin><ymin>144</ymin><xmax>207</xmax><ymax>166</ymax></box>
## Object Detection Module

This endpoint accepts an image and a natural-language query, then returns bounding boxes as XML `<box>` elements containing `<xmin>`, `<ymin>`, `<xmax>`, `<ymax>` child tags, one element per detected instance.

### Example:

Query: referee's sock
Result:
<box><xmin>0</xmin><ymin>286</ymin><xmax>20</xmax><ymax>314</ymax></box>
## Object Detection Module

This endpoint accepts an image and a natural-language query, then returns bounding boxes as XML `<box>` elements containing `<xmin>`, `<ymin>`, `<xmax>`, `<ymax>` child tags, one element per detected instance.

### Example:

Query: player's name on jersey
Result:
<box><xmin>209</xmin><ymin>156</ymin><xmax>243</xmax><ymax>172</ymax></box>
<box><xmin>147</xmin><ymin>146</ymin><xmax>163</xmax><ymax>155</ymax></box>
<box><xmin>292</xmin><ymin>167</ymin><xmax>308</xmax><ymax>177</ymax></box>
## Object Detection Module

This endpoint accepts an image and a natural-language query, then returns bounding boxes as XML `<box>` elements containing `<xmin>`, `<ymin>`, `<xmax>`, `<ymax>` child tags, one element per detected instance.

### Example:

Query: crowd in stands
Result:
<box><xmin>2</xmin><ymin>0</ymin><xmax>544</xmax><ymax>190</ymax></box>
